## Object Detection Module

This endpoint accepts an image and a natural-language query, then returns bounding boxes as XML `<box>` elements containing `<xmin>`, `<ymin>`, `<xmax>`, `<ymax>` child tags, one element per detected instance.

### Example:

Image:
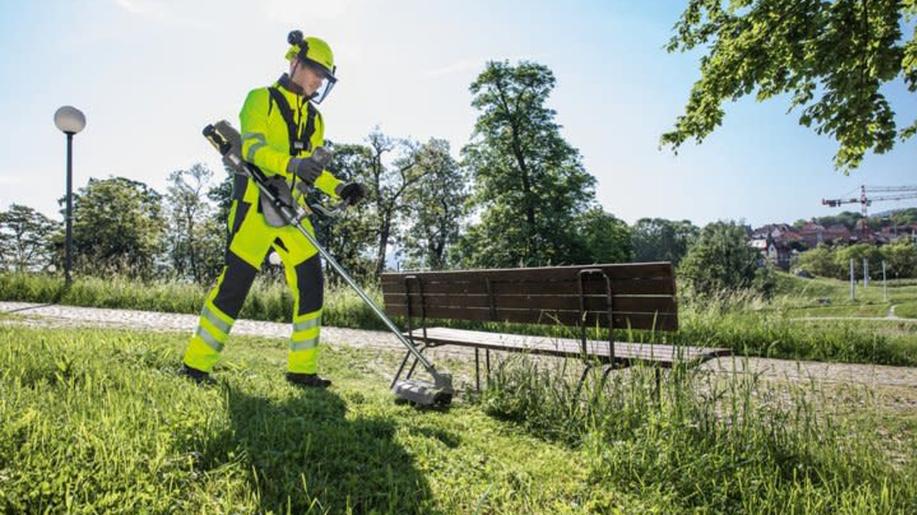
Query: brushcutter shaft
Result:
<box><xmin>288</xmin><ymin>220</ymin><xmax>437</xmax><ymax>372</ymax></box>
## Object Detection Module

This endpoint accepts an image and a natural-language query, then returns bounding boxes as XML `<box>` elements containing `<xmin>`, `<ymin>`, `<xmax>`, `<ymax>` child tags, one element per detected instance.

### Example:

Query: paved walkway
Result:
<box><xmin>2</xmin><ymin>301</ymin><xmax>916</xmax><ymax>389</ymax></box>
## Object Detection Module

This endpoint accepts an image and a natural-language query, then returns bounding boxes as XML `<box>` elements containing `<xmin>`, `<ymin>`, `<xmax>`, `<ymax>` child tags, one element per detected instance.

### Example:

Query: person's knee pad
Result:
<box><xmin>294</xmin><ymin>254</ymin><xmax>323</xmax><ymax>316</ymax></box>
<box><xmin>212</xmin><ymin>252</ymin><xmax>259</xmax><ymax>319</ymax></box>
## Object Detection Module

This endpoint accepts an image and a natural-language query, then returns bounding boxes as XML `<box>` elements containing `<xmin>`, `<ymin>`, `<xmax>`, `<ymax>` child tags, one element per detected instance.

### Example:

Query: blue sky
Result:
<box><xmin>0</xmin><ymin>0</ymin><xmax>914</xmax><ymax>227</ymax></box>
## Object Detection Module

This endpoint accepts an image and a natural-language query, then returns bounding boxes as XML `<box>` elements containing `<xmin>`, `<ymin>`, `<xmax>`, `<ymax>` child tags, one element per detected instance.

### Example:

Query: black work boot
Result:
<box><xmin>286</xmin><ymin>372</ymin><xmax>332</xmax><ymax>388</ymax></box>
<box><xmin>178</xmin><ymin>363</ymin><xmax>216</xmax><ymax>386</ymax></box>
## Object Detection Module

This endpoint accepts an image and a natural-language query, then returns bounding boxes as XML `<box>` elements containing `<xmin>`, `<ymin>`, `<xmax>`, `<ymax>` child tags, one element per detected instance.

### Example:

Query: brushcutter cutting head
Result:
<box><xmin>393</xmin><ymin>372</ymin><xmax>453</xmax><ymax>408</ymax></box>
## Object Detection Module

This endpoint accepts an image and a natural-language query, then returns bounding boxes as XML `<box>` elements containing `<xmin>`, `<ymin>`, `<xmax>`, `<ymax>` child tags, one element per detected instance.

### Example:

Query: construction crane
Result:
<box><xmin>822</xmin><ymin>185</ymin><xmax>917</xmax><ymax>238</ymax></box>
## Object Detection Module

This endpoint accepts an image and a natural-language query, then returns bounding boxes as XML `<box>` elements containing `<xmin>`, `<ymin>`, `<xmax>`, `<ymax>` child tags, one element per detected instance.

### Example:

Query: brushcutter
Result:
<box><xmin>202</xmin><ymin>120</ymin><xmax>453</xmax><ymax>408</ymax></box>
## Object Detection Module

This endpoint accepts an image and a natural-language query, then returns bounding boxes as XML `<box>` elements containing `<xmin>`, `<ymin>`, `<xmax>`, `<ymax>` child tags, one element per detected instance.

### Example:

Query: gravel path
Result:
<box><xmin>2</xmin><ymin>301</ymin><xmax>916</xmax><ymax>389</ymax></box>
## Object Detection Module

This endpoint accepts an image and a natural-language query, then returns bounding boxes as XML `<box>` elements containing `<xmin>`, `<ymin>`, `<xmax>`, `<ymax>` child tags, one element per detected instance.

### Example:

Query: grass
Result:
<box><xmin>1</xmin><ymin>322</ymin><xmax>914</xmax><ymax>513</ymax></box>
<box><xmin>787</xmin><ymin>303</ymin><xmax>891</xmax><ymax>318</ymax></box>
<box><xmin>896</xmin><ymin>302</ymin><xmax>917</xmax><ymax>319</ymax></box>
<box><xmin>0</xmin><ymin>271</ymin><xmax>381</xmax><ymax>329</ymax></box>
<box><xmin>2</xmin><ymin>270</ymin><xmax>917</xmax><ymax>366</ymax></box>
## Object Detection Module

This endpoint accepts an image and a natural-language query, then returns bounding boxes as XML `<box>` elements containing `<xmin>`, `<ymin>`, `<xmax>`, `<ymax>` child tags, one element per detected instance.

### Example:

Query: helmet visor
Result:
<box><xmin>311</xmin><ymin>76</ymin><xmax>336</xmax><ymax>104</ymax></box>
<box><xmin>305</xmin><ymin>60</ymin><xmax>337</xmax><ymax>104</ymax></box>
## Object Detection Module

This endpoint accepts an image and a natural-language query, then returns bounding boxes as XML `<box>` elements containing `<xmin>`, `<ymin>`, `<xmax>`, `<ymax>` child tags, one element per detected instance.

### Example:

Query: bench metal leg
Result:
<box><xmin>599</xmin><ymin>363</ymin><xmax>616</xmax><ymax>390</ymax></box>
<box><xmin>391</xmin><ymin>343</ymin><xmax>427</xmax><ymax>388</ymax></box>
<box><xmin>575</xmin><ymin>363</ymin><xmax>594</xmax><ymax>398</ymax></box>
<box><xmin>655</xmin><ymin>367</ymin><xmax>662</xmax><ymax>403</ymax></box>
<box><xmin>475</xmin><ymin>348</ymin><xmax>481</xmax><ymax>392</ymax></box>
<box><xmin>390</xmin><ymin>349</ymin><xmax>413</xmax><ymax>389</ymax></box>
<box><xmin>485</xmin><ymin>349</ymin><xmax>491</xmax><ymax>386</ymax></box>
<box><xmin>405</xmin><ymin>343</ymin><xmax>428</xmax><ymax>381</ymax></box>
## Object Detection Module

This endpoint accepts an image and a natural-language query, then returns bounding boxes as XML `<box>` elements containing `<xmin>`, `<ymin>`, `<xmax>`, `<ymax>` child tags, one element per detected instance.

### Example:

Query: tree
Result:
<box><xmin>207</xmin><ymin>166</ymin><xmax>235</xmax><ymax>228</ymax></box>
<box><xmin>793</xmin><ymin>211</ymin><xmax>864</xmax><ymax>231</ymax></box>
<box><xmin>631</xmin><ymin>218</ymin><xmax>699</xmax><ymax>265</ymax></box>
<box><xmin>69</xmin><ymin>176</ymin><xmax>166</xmax><ymax>278</ymax></box>
<box><xmin>0</xmin><ymin>204</ymin><xmax>61</xmax><ymax>272</ymax></box>
<box><xmin>313</xmin><ymin>141</ymin><xmax>380</xmax><ymax>283</ymax></box>
<box><xmin>678</xmin><ymin>220</ymin><xmax>772</xmax><ymax>295</ymax></box>
<box><xmin>401</xmin><ymin>139</ymin><xmax>469</xmax><ymax>270</ymax></box>
<box><xmin>881</xmin><ymin>238</ymin><xmax>917</xmax><ymax>278</ymax></box>
<box><xmin>663</xmin><ymin>0</ymin><xmax>917</xmax><ymax>171</ymax></box>
<box><xmin>461</xmin><ymin>60</ymin><xmax>597</xmax><ymax>267</ymax></box>
<box><xmin>165</xmin><ymin>163</ymin><xmax>224</xmax><ymax>283</ymax></box>
<box><xmin>360</xmin><ymin>130</ymin><xmax>428</xmax><ymax>277</ymax></box>
<box><xmin>796</xmin><ymin>244</ymin><xmax>843</xmax><ymax>277</ymax></box>
<box><xmin>574</xmin><ymin>208</ymin><xmax>633</xmax><ymax>263</ymax></box>
<box><xmin>835</xmin><ymin>242</ymin><xmax>883</xmax><ymax>278</ymax></box>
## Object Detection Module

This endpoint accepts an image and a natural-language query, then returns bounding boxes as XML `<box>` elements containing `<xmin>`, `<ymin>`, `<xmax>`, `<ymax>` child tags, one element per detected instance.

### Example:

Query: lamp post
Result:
<box><xmin>53</xmin><ymin>106</ymin><xmax>86</xmax><ymax>284</ymax></box>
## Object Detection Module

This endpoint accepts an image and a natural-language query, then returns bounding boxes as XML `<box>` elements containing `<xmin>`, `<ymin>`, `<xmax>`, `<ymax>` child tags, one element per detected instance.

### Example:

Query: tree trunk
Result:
<box><xmin>375</xmin><ymin>214</ymin><xmax>391</xmax><ymax>277</ymax></box>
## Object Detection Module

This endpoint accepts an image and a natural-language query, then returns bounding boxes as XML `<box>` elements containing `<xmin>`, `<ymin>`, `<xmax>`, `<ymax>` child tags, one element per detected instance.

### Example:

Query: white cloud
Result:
<box><xmin>262</xmin><ymin>0</ymin><xmax>355</xmax><ymax>23</ymax></box>
<box><xmin>111</xmin><ymin>0</ymin><xmax>213</xmax><ymax>30</ymax></box>
<box><xmin>424</xmin><ymin>58</ymin><xmax>484</xmax><ymax>79</ymax></box>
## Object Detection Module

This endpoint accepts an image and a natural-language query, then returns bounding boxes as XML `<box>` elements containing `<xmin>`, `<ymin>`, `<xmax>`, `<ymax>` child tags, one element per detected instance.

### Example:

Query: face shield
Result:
<box><xmin>305</xmin><ymin>61</ymin><xmax>337</xmax><ymax>104</ymax></box>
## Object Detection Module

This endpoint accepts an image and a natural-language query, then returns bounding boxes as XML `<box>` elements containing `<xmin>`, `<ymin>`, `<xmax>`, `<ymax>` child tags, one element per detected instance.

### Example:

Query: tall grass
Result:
<box><xmin>480</xmin><ymin>354</ymin><xmax>917</xmax><ymax>513</ymax></box>
<box><xmin>2</xmin><ymin>323</ymin><xmax>913</xmax><ymax>512</ymax></box>
<box><xmin>0</xmin><ymin>271</ymin><xmax>385</xmax><ymax>328</ymax></box>
<box><xmin>2</xmin><ymin>271</ymin><xmax>916</xmax><ymax>366</ymax></box>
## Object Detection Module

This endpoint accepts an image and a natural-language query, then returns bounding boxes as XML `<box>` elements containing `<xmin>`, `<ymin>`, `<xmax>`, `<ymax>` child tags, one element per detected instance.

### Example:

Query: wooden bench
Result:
<box><xmin>380</xmin><ymin>262</ymin><xmax>731</xmax><ymax>393</ymax></box>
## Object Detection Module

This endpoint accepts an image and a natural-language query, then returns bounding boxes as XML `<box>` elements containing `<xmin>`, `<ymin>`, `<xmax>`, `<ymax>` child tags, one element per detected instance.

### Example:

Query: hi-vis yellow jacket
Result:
<box><xmin>238</xmin><ymin>76</ymin><xmax>343</xmax><ymax>207</ymax></box>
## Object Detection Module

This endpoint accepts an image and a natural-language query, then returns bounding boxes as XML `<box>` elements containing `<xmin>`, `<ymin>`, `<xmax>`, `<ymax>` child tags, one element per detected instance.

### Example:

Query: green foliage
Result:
<box><xmin>312</xmin><ymin>141</ymin><xmax>379</xmax><ymax>284</ymax></box>
<box><xmin>0</xmin><ymin>204</ymin><xmax>60</xmax><ymax>272</ymax></box>
<box><xmin>678</xmin><ymin>221</ymin><xmax>772</xmax><ymax>296</ymax></box>
<box><xmin>797</xmin><ymin>243</ymin><xmax>844</xmax><ymax>278</ymax></box>
<box><xmin>460</xmin><ymin>60</ymin><xmax>597</xmax><ymax>267</ymax></box>
<box><xmin>630</xmin><ymin>217</ymin><xmax>699</xmax><ymax>265</ymax></box>
<box><xmin>327</xmin><ymin>131</ymin><xmax>429</xmax><ymax>276</ymax></box>
<box><xmin>664</xmin><ymin>0</ymin><xmax>917</xmax><ymax>171</ymax></box>
<box><xmin>68</xmin><ymin>176</ymin><xmax>166</xmax><ymax>279</ymax></box>
<box><xmin>881</xmin><ymin>238</ymin><xmax>917</xmax><ymax>278</ymax></box>
<box><xmin>573</xmin><ymin>207</ymin><xmax>632</xmax><ymax>263</ymax></box>
<box><xmin>164</xmin><ymin>163</ymin><xmax>225</xmax><ymax>283</ymax></box>
<box><xmin>796</xmin><ymin>241</ymin><xmax>917</xmax><ymax>279</ymax></box>
<box><xmin>835</xmin><ymin>243</ymin><xmax>884</xmax><ymax>277</ymax></box>
<box><xmin>793</xmin><ymin>211</ymin><xmax>864</xmax><ymax>231</ymax></box>
<box><xmin>401</xmin><ymin>139</ymin><xmax>469</xmax><ymax>270</ymax></box>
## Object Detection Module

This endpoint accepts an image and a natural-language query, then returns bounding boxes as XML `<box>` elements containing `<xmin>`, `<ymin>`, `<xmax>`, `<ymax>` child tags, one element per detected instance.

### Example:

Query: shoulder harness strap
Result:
<box><xmin>267</xmin><ymin>87</ymin><xmax>317</xmax><ymax>156</ymax></box>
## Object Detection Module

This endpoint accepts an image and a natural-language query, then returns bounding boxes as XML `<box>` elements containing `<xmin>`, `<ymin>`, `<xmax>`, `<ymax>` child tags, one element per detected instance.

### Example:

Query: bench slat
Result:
<box><xmin>405</xmin><ymin>327</ymin><xmax>730</xmax><ymax>366</ymax></box>
<box><xmin>383</xmin><ymin>292</ymin><xmax>676</xmax><ymax>314</ymax></box>
<box><xmin>381</xmin><ymin>262</ymin><xmax>675</xmax><ymax>283</ymax></box>
<box><xmin>386</xmin><ymin>304</ymin><xmax>678</xmax><ymax>330</ymax></box>
<box><xmin>381</xmin><ymin>277</ymin><xmax>676</xmax><ymax>296</ymax></box>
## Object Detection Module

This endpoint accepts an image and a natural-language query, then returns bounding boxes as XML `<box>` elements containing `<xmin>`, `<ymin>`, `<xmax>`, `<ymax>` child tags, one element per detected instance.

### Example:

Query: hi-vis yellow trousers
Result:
<box><xmin>182</xmin><ymin>198</ymin><xmax>324</xmax><ymax>374</ymax></box>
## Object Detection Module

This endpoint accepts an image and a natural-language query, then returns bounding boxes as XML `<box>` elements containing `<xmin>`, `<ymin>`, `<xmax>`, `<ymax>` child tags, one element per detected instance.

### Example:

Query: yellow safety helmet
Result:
<box><xmin>285</xmin><ymin>31</ymin><xmax>337</xmax><ymax>104</ymax></box>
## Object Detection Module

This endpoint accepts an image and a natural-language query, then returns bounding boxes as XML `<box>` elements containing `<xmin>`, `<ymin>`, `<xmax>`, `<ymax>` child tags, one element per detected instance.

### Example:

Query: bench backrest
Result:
<box><xmin>380</xmin><ymin>262</ymin><xmax>678</xmax><ymax>331</ymax></box>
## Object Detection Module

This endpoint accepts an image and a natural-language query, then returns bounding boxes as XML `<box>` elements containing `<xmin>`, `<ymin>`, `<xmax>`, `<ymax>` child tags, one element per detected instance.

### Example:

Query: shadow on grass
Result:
<box><xmin>220</xmin><ymin>385</ymin><xmax>435</xmax><ymax>514</ymax></box>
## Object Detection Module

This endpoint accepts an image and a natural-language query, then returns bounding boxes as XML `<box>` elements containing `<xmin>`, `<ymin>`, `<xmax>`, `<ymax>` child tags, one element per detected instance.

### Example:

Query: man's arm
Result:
<box><xmin>240</xmin><ymin>88</ymin><xmax>292</xmax><ymax>178</ymax></box>
<box><xmin>315</xmin><ymin>171</ymin><xmax>344</xmax><ymax>200</ymax></box>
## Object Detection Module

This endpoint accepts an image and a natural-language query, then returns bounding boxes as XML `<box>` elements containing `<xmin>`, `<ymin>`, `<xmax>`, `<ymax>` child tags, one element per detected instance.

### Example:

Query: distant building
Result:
<box><xmin>797</xmin><ymin>220</ymin><xmax>827</xmax><ymax>247</ymax></box>
<box><xmin>749</xmin><ymin>229</ymin><xmax>795</xmax><ymax>270</ymax></box>
<box><xmin>823</xmin><ymin>224</ymin><xmax>851</xmax><ymax>243</ymax></box>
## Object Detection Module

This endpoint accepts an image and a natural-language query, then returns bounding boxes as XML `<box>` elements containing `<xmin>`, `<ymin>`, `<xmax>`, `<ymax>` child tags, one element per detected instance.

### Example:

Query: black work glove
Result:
<box><xmin>338</xmin><ymin>182</ymin><xmax>366</xmax><ymax>206</ymax></box>
<box><xmin>287</xmin><ymin>155</ymin><xmax>324</xmax><ymax>185</ymax></box>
